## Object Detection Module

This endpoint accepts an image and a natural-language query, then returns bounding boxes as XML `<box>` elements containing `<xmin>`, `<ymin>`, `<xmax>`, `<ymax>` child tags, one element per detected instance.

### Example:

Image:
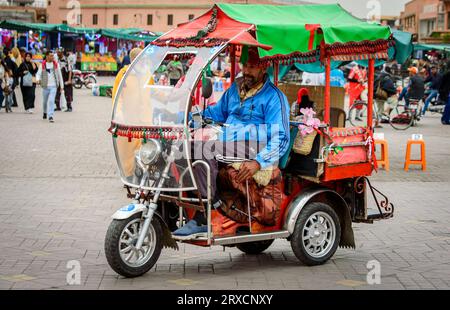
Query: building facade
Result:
<box><xmin>399</xmin><ymin>0</ymin><xmax>450</xmax><ymax>42</ymax></box>
<box><xmin>0</xmin><ymin>0</ymin><xmax>47</xmax><ymax>23</ymax></box>
<box><xmin>46</xmin><ymin>0</ymin><xmax>282</xmax><ymax>32</ymax></box>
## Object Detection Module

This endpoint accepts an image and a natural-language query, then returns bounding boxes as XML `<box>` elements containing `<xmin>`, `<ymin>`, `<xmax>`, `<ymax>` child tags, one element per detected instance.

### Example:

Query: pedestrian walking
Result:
<box><xmin>36</xmin><ymin>51</ymin><xmax>64</xmax><ymax>123</ymax></box>
<box><xmin>55</xmin><ymin>50</ymin><xmax>74</xmax><ymax>112</ymax></box>
<box><xmin>0</xmin><ymin>60</ymin><xmax>7</xmax><ymax>111</ymax></box>
<box><xmin>347</xmin><ymin>64</ymin><xmax>367</xmax><ymax>121</ymax></box>
<box><xmin>374</xmin><ymin>66</ymin><xmax>398</xmax><ymax>127</ymax></box>
<box><xmin>18</xmin><ymin>52</ymin><xmax>38</xmax><ymax>113</ymax></box>
<box><xmin>2</xmin><ymin>70</ymin><xmax>14</xmax><ymax>113</ymax></box>
<box><xmin>167</xmin><ymin>55</ymin><xmax>184</xmax><ymax>86</ymax></box>
<box><xmin>422</xmin><ymin>65</ymin><xmax>443</xmax><ymax>116</ymax></box>
<box><xmin>3</xmin><ymin>48</ymin><xmax>19</xmax><ymax>108</ymax></box>
<box><xmin>439</xmin><ymin>62</ymin><xmax>450</xmax><ymax>125</ymax></box>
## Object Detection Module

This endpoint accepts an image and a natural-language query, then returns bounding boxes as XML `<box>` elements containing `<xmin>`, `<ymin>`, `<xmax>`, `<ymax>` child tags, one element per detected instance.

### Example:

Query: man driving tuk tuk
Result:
<box><xmin>173</xmin><ymin>46</ymin><xmax>290</xmax><ymax>239</ymax></box>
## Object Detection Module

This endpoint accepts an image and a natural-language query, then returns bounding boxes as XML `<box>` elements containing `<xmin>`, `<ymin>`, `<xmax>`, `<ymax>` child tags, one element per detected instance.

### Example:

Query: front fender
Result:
<box><xmin>111</xmin><ymin>203</ymin><xmax>179</xmax><ymax>250</ymax></box>
<box><xmin>111</xmin><ymin>203</ymin><xmax>147</xmax><ymax>220</ymax></box>
<box><xmin>283</xmin><ymin>188</ymin><xmax>355</xmax><ymax>248</ymax></box>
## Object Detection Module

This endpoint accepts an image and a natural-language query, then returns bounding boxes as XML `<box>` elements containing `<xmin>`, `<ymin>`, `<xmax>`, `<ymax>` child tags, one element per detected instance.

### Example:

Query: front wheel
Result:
<box><xmin>290</xmin><ymin>202</ymin><xmax>341</xmax><ymax>266</ymax></box>
<box><xmin>85</xmin><ymin>76</ymin><xmax>97</xmax><ymax>89</ymax></box>
<box><xmin>236</xmin><ymin>240</ymin><xmax>274</xmax><ymax>255</ymax></box>
<box><xmin>348</xmin><ymin>102</ymin><xmax>369</xmax><ymax>127</ymax></box>
<box><xmin>105</xmin><ymin>213</ymin><xmax>163</xmax><ymax>278</ymax></box>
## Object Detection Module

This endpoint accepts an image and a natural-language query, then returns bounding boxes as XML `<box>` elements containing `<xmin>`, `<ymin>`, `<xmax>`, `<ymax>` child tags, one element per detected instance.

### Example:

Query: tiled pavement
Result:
<box><xmin>0</xmin><ymin>78</ymin><xmax>449</xmax><ymax>290</ymax></box>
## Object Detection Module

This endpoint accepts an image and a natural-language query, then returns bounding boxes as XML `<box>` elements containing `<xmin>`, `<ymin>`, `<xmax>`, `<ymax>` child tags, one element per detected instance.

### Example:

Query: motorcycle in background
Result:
<box><xmin>73</xmin><ymin>70</ymin><xmax>97</xmax><ymax>89</ymax></box>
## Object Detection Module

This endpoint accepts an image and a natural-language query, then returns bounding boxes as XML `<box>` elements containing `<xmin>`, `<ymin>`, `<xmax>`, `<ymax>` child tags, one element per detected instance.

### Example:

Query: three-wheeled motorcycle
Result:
<box><xmin>106</xmin><ymin>3</ymin><xmax>396</xmax><ymax>277</ymax></box>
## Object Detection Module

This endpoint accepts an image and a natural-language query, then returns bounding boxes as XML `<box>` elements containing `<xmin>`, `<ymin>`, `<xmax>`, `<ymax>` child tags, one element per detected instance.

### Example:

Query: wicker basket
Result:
<box><xmin>293</xmin><ymin>131</ymin><xmax>317</xmax><ymax>155</ymax></box>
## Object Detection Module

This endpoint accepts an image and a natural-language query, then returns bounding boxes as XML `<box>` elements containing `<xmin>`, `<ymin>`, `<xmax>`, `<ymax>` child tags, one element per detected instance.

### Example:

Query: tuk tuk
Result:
<box><xmin>106</xmin><ymin>3</ymin><xmax>396</xmax><ymax>278</ymax></box>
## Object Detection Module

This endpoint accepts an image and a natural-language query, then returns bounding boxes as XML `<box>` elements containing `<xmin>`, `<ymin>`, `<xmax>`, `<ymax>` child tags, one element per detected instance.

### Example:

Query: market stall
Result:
<box><xmin>0</xmin><ymin>20</ymin><xmax>160</xmax><ymax>71</ymax></box>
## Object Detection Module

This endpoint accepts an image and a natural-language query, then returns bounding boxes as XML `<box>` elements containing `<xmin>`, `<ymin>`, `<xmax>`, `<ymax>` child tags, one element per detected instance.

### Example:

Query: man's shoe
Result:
<box><xmin>49</xmin><ymin>117</ymin><xmax>54</xmax><ymax>123</ymax></box>
<box><xmin>43</xmin><ymin>113</ymin><xmax>47</xmax><ymax>119</ymax></box>
<box><xmin>172</xmin><ymin>220</ymin><xmax>207</xmax><ymax>240</ymax></box>
<box><xmin>55</xmin><ymin>107</ymin><xmax>61</xmax><ymax>111</ymax></box>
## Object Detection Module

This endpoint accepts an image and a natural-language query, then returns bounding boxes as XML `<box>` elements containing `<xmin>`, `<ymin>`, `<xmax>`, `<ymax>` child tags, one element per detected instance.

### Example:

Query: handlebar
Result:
<box><xmin>203</xmin><ymin>118</ymin><xmax>227</xmax><ymax>127</ymax></box>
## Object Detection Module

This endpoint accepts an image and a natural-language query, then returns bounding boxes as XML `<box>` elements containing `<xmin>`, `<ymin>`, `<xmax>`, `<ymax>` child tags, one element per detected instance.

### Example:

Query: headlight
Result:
<box><xmin>138</xmin><ymin>139</ymin><xmax>161</xmax><ymax>166</ymax></box>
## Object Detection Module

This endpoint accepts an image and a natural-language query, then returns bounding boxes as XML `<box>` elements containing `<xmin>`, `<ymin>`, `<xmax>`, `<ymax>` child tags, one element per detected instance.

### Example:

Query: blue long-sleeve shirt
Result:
<box><xmin>203</xmin><ymin>78</ymin><xmax>290</xmax><ymax>168</ymax></box>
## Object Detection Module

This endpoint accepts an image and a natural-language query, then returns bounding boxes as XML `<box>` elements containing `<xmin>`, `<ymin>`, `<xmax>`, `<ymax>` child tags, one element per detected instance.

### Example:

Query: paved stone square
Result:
<box><xmin>0</xmin><ymin>78</ymin><xmax>449</xmax><ymax>290</ymax></box>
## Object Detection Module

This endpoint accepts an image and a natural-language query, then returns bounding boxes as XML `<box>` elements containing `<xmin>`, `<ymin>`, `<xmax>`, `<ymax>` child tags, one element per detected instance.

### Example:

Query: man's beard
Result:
<box><xmin>243</xmin><ymin>75</ymin><xmax>260</xmax><ymax>89</ymax></box>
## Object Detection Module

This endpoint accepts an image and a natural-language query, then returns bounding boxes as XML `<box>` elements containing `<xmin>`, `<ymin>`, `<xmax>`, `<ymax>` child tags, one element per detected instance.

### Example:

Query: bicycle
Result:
<box><xmin>348</xmin><ymin>100</ymin><xmax>379</xmax><ymax>127</ymax></box>
<box><xmin>388</xmin><ymin>99</ymin><xmax>422</xmax><ymax>130</ymax></box>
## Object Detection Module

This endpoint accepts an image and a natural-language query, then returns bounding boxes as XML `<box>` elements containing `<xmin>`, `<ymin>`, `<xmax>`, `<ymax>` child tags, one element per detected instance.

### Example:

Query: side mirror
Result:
<box><xmin>202</xmin><ymin>78</ymin><xmax>213</xmax><ymax>99</ymax></box>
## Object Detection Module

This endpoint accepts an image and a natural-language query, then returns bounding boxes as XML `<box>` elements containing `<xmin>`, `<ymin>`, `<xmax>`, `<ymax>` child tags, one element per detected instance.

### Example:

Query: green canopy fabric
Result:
<box><xmin>266</xmin><ymin>28</ymin><xmax>412</xmax><ymax>79</ymax></box>
<box><xmin>100</xmin><ymin>29</ymin><xmax>158</xmax><ymax>42</ymax></box>
<box><xmin>0</xmin><ymin>20</ymin><xmax>159</xmax><ymax>42</ymax></box>
<box><xmin>0</xmin><ymin>20</ymin><xmax>57</xmax><ymax>32</ymax></box>
<box><xmin>414</xmin><ymin>43</ymin><xmax>450</xmax><ymax>52</ymax></box>
<box><xmin>217</xmin><ymin>3</ymin><xmax>392</xmax><ymax>58</ymax></box>
<box><xmin>392</xmin><ymin>30</ymin><xmax>413</xmax><ymax>64</ymax></box>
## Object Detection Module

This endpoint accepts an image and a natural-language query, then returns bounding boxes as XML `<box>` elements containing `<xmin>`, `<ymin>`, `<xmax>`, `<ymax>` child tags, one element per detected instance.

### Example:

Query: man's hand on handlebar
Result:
<box><xmin>203</xmin><ymin>117</ymin><xmax>225</xmax><ymax>127</ymax></box>
<box><xmin>235</xmin><ymin>160</ymin><xmax>261</xmax><ymax>183</ymax></box>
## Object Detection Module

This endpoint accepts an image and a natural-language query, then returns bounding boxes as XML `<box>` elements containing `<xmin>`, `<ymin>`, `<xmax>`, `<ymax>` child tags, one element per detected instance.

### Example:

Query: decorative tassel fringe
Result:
<box><xmin>108</xmin><ymin>122</ymin><xmax>185</xmax><ymax>141</ymax></box>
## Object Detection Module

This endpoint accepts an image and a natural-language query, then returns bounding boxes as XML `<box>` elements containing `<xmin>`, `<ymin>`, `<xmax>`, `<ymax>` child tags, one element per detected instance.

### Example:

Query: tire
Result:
<box><xmin>85</xmin><ymin>76</ymin><xmax>97</xmax><ymax>89</ymax></box>
<box><xmin>389</xmin><ymin>105</ymin><xmax>413</xmax><ymax>130</ymax></box>
<box><xmin>105</xmin><ymin>213</ymin><xmax>163</xmax><ymax>278</ymax></box>
<box><xmin>73</xmin><ymin>77</ymin><xmax>83</xmax><ymax>89</ymax></box>
<box><xmin>348</xmin><ymin>102</ymin><xmax>369</xmax><ymax>127</ymax></box>
<box><xmin>290</xmin><ymin>202</ymin><xmax>341</xmax><ymax>266</ymax></box>
<box><xmin>236</xmin><ymin>240</ymin><xmax>274</xmax><ymax>255</ymax></box>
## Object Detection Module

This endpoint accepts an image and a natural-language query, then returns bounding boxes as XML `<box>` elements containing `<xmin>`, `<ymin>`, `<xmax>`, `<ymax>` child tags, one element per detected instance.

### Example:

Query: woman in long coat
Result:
<box><xmin>18</xmin><ymin>52</ymin><xmax>38</xmax><ymax>113</ymax></box>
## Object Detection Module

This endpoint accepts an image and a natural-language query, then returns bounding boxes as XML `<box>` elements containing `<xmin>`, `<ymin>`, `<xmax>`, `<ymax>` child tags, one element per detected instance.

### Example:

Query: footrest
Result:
<box><xmin>172</xmin><ymin>233</ymin><xmax>208</xmax><ymax>241</ymax></box>
<box><xmin>367</xmin><ymin>209</ymin><xmax>393</xmax><ymax>221</ymax></box>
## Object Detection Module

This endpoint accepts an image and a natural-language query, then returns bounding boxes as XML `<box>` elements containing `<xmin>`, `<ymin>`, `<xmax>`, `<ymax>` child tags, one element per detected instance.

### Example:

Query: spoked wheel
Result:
<box><xmin>236</xmin><ymin>240</ymin><xmax>274</xmax><ymax>255</ymax></box>
<box><xmin>85</xmin><ymin>76</ymin><xmax>97</xmax><ymax>89</ymax></box>
<box><xmin>73</xmin><ymin>77</ymin><xmax>83</xmax><ymax>89</ymax></box>
<box><xmin>348</xmin><ymin>102</ymin><xmax>370</xmax><ymax>127</ymax></box>
<box><xmin>389</xmin><ymin>105</ymin><xmax>413</xmax><ymax>130</ymax></box>
<box><xmin>105</xmin><ymin>213</ymin><xmax>163</xmax><ymax>278</ymax></box>
<box><xmin>290</xmin><ymin>202</ymin><xmax>340</xmax><ymax>266</ymax></box>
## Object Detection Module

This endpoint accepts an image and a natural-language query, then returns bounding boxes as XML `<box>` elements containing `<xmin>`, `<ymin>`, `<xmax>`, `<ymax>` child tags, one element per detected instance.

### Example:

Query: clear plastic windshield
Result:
<box><xmin>111</xmin><ymin>45</ymin><xmax>224</xmax><ymax>191</ymax></box>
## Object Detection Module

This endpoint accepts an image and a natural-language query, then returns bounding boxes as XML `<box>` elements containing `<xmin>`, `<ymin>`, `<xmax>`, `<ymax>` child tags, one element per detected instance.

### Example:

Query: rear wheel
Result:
<box><xmin>290</xmin><ymin>202</ymin><xmax>340</xmax><ymax>266</ymax></box>
<box><xmin>236</xmin><ymin>240</ymin><xmax>274</xmax><ymax>255</ymax></box>
<box><xmin>73</xmin><ymin>77</ymin><xmax>83</xmax><ymax>89</ymax></box>
<box><xmin>389</xmin><ymin>104</ymin><xmax>413</xmax><ymax>130</ymax></box>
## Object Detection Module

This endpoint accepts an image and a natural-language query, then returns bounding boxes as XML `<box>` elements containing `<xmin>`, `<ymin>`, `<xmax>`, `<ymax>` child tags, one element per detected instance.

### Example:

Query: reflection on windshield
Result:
<box><xmin>111</xmin><ymin>45</ymin><xmax>225</xmax><ymax>191</ymax></box>
<box><xmin>113</xmin><ymin>46</ymin><xmax>216</xmax><ymax>127</ymax></box>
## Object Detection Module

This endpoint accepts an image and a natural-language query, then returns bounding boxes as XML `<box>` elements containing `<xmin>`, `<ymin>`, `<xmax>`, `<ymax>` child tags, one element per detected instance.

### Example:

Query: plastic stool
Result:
<box><xmin>375</xmin><ymin>139</ymin><xmax>389</xmax><ymax>171</ymax></box>
<box><xmin>404</xmin><ymin>139</ymin><xmax>426</xmax><ymax>171</ymax></box>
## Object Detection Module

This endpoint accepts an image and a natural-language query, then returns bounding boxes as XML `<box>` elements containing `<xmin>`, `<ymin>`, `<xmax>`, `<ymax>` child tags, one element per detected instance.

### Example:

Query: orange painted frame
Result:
<box><xmin>323</xmin><ymin>162</ymin><xmax>373</xmax><ymax>182</ymax></box>
<box><xmin>320</xmin><ymin>57</ymin><xmax>375</xmax><ymax>182</ymax></box>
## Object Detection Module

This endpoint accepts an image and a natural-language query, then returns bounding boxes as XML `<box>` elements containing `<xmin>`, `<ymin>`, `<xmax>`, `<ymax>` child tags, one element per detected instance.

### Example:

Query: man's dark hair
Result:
<box><xmin>44</xmin><ymin>50</ymin><xmax>53</xmax><ymax>57</ymax></box>
<box><xmin>25</xmin><ymin>52</ymin><xmax>33</xmax><ymax>58</ymax></box>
